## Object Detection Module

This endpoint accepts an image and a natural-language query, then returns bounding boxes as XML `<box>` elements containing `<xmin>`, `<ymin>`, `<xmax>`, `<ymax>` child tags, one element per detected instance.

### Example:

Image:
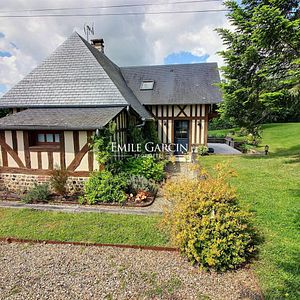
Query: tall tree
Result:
<box><xmin>217</xmin><ymin>0</ymin><xmax>300</xmax><ymax>133</ymax></box>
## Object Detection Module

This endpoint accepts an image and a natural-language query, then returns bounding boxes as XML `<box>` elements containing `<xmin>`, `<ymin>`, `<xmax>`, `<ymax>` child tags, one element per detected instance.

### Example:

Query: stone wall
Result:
<box><xmin>0</xmin><ymin>173</ymin><xmax>88</xmax><ymax>194</ymax></box>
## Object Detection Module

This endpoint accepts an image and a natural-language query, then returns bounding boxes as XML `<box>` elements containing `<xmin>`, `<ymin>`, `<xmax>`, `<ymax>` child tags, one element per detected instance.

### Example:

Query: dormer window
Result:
<box><xmin>140</xmin><ymin>80</ymin><xmax>154</xmax><ymax>90</ymax></box>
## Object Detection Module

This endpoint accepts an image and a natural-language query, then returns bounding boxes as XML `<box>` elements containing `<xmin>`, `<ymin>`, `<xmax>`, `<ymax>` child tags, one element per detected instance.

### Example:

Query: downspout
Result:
<box><xmin>136</xmin><ymin>118</ymin><xmax>146</xmax><ymax>128</ymax></box>
<box><xmin>126</xmin><ymin>105</ymin><xmax>146</xmax><ymax>128</ymax></box>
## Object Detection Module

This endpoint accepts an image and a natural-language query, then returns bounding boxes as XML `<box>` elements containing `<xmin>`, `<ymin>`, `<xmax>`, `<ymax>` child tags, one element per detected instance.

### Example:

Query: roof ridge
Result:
<box><xmin>120</xmin><ymin>62</ymin><xmax>219</xmax><ymax>69</ymax></box>
<box><xmin>78</xmin><ymin>34</ymin><xmax>152</xmax><ymax>120</ymax></box>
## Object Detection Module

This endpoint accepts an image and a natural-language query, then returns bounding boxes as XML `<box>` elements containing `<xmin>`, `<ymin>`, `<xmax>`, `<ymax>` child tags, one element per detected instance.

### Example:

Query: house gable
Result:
<box><xmin>0</xmin><ymin>32</ymin><xmax>130</xmax><ymax>109</ymax></box>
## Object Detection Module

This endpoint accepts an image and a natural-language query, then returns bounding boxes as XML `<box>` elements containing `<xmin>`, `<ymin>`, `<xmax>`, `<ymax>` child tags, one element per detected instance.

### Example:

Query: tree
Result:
<box><xmin>217</xmin><ymin>0</ymin><xmax>300</xmax><ymax>134</ymax></box>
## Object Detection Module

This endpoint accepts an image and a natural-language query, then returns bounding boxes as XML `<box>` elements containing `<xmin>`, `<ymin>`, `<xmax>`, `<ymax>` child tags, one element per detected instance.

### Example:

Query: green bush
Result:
<box><xmin>50</xmin><ymin>167</ymin><xmax>69</xmax><ymax>196</ymax></box>
<box><xmin>22</xmin><ymin>183</ymin><xmax>50</xmax><ymax>204</ymax></box>
<box><xmin>83</xmin><ymin>170</ymin><xmax>127</xmax><ymax>204</ymax></box>
<box><xmin>126</xmin><ymin>175</ymin><xmax>158</xmax><ymax>196</ymax></box>
<box><xmin>122</xmin><ymin>155</ymin><xmax>166</xmax><ymax>182</ymax></box>
<box><xmin>197</xmin><ymin>145</ymin><xmax>209</xmax><ymax>156</ymax></box>
<box><xmin>162</xmin><ymin>165</ymin><xmax>257</xmax><ymax>271</ymax></box>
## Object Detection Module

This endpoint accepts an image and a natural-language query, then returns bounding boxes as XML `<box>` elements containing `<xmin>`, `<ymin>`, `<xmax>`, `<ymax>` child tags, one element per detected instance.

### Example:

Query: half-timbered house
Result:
<box><xmin>0</xmin><ymin>32</ymin><xmax>221</xmax><ymax>192</ymax></box>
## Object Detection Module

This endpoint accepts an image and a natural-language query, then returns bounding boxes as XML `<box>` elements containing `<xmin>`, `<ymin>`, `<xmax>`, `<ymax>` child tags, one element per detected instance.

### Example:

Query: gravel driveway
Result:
<box><xmin>0</xmin><ymin>242</ymin><xmax>262</xmax><ymax>300</ymax></box>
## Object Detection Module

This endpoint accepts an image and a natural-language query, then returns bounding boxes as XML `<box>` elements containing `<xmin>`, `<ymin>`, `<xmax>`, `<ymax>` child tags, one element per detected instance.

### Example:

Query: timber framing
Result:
<box><xmin>148</xmin><ymin>104</ymin><xmax>209</xmax><ymax>148</ymax></box>
<box><xmin>0</xmin><ymin>167</ymin><xmax>90</xmax><ymax>177</ymax></box>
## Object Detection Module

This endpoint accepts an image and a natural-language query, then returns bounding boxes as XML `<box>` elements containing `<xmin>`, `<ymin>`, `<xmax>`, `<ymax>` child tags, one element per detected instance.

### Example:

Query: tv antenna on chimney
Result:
<box><xmin>84</xmin><ymin>23</ymin><xmax>94</xmax><ymax>42</ymax></box>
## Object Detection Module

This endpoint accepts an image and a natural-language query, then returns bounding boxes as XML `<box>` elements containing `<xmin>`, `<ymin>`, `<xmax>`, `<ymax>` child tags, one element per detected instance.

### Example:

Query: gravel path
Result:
<box><xmin>0</xmin><ymin>242</ymin><xmax>262</xmax><ymax>300</ymax></box>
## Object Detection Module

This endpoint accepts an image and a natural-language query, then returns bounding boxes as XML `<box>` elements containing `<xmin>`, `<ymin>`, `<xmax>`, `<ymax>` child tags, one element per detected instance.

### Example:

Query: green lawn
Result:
<box><xmin>205</xmin><ymin>122</ymin><xmax>300</xmax><ymax>299</ymax></box>
<box><xmin>209</xmin><ymin>122</ymin><xmax>300</xmax><ymax>155</ymax></box>
<box><xmin>0</xmin><ymin>209</ymin><xmax>168</xmax><ymax>247</ymax></box>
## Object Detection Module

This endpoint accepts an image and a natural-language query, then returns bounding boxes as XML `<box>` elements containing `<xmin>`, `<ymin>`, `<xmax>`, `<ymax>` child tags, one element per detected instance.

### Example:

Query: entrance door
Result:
<box><xmin>174</xmin><ymin>120</ymin><xmax>189</xmax><ymax>154</ymax></box>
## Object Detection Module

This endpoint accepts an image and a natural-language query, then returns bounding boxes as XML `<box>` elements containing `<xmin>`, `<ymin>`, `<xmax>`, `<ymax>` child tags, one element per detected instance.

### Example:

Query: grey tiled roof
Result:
<box><xmin>0</xmin><ymin>32</ymin><xmax>151</xmax><ymax>120</ymax></box>
<box><xmin>0</xmin><ymin>31</ymin><xmax>222</xmax><ymax>127</ymax></box>
<box><xmin>0</xmin><ymin>107</ymin><xmax>124</xmax><ymax>130</ymax></box>
<box><xmin>79</xmin><ymin>36</ymin><xmax>151</xmax><ymax>119</ymax></box>
<box><xmin>120</xmin><ymin>63</ymin><xmax>222</xmax><ymax>105</ymax></box>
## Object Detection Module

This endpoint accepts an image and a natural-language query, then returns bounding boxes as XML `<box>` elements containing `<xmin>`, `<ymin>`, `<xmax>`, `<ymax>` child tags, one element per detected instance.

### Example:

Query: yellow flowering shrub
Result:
<box><xmin>162</xmin><ymin>164</ymin><xmax>257</xmax><ymax>271</ymax></box>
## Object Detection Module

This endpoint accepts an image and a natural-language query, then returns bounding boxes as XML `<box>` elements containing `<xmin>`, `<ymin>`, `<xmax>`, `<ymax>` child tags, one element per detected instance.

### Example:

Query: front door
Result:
<box><xmin>174</xmin><ymin>120</ymin><xmax>189</xmax><ymax>154</ymax></box>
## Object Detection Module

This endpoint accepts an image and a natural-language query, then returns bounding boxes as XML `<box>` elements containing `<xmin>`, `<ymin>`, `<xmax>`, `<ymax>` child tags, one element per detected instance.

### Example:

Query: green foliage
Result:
<box><xmin>246</xmin><ymin>133</ymin><xmax>261</xmax><ymax>146</ymax></box>
<box><xmin>208</xmin><ymin>116</ymin><xmax>236</xmax><ymax>131</ymax></box>
<box><xmin>128</xmin><ymin>120</ymin><xmax>160</xmax><ymax>153</ymax></box>
<box><xmin>217</xmin><ymin>0</ymin><xmax>300</xmax><ymax>135</ymax></box>
<box><xmin>22</xmin><ymin>183</ymin><xmax>50</xmax><ymax>204</ymax></box>
<box><xmin>143</xmin><ymin>121</ymin><xmax>160</xmax><ymax>145</ymax></box>
<box><xmin>122</xmin><ymin>155</ymin><xmax>166</xmax><ymax>182</ymax></box>
<box><xmin>50</xmin><ymin>166</ymin><xmax>69</xmax><ymax>195</ymax></box>
<box><xmin>162</xmin><ymin>165</ymin><xmax>257</xmax><ymax>272</ymax></box>
<box><xmin>106</xmin><ymin>159</ymin><xmax>125</xmax><ymax>175</ymax></box>
<box><xmin>128</xmin><ymin>121</ymin><xmax>144</xmax><ymax>145</ymax></box>
<box><xmin>91</xmin><ymin>121</ymin><xmax>116</xmax><ymax>166</ymax></box>
<box><xmin>83</xmin><ymin>170</ymin><xmax>127</xmax><ymax>204</ymax></box>
<box><xmin>197</xmin><ymin>145</ymin><xmax>209</xmax><ymax>156</ymax></box>
<box><xmin>126</xmin><ymin>175</ymin><xmax>158</xmax><ymax>196</ymax></box>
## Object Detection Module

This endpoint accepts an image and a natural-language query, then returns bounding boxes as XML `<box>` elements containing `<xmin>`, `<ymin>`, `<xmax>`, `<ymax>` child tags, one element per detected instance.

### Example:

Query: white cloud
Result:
<box><xmin>0</xmin><ymin>0</ymin><xmax>231</xmax><ymax>90</ymax></box>
<box><xmin>0</xmin><ymin>37</ymin><xmax>37</xmax><ymax>90</ymax></box>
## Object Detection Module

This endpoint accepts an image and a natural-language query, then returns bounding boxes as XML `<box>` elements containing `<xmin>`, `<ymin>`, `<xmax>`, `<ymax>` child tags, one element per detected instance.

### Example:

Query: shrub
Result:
<box><xmin>197</xmin><ymin>145</ymin><xmax>209</xmax><ymax>156</ymax></box>
<box><xmin>236</xmin><ymin>127</ymin><xmax>248</xmax><ymax>137</ymax></box>
<box><xmin>106</xmin><ymin>159</ymin><xmax>125</xmax><ymax>175</ymax></box>
<box><xmin>126</xmin><ymin>175</ymin><xmax>158</xmax><ymax>197</ymax></box>
<box><xmin>162</xmin><ymin>165</ymin><xmax>257</xmax><ymax>271</ymax></box>
<box><xmin>246</xmin><ymin>133</ymin><xmax>262</xmax><ymax>146</ymax></box>
<box><xmin>22</xmin><ymin>183</ymin><xmax>50</xmax><ymax>204</ymax></box>
<box><xmin>83</xmin><ymin>170</ymin><xmax>127</xmax><ymax>204</ymax></box>
<box><xmin>122</xmin><ymin>155</ymin><xmax>166</xmax><ymax>182</ymax></box>
<box><xmin>50</xmin><ymin>167</ymin><xmax>69</xmax><ymax>195</ymax></box>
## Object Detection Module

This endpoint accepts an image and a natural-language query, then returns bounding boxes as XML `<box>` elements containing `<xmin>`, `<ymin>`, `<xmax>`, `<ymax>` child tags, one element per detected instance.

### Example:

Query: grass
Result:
<box><xmin>204</xmin><ymin>122</ymin><xmax>300</xmax><ymax>299</ymax></box>
<box><xmin>0</xmin><ymin>209</ymin><xmax>168</xmax><ymax>246</ymax></box>
<box><xmin>209</xmin><ymin>122</ymin><xmax>300</xmax><ymax>155</ymax></box>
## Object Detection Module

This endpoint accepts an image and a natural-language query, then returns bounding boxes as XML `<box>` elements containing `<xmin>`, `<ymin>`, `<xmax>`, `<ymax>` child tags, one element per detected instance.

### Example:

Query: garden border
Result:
<box><xmin>0</xmin><ymin>237</ymin><xmax>178</xmax><ymax>252</ymax></box>
<box><xmin>0</xmin><ymin>195</ymin><xmax>155</xmax><ymax>208</ymax></box>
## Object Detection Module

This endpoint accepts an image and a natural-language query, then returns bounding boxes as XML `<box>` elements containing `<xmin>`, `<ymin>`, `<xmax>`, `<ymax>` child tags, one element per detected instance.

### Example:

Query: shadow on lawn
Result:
<box><xmin>239</xmin><ymin>144</ymin><xmax>300</xmax><ymax>162</ymax></box>
<box><xmin>288</xmin><ymin>189</ymin><xmax>300</xmax><ymax>198</ymax></box>
<box><xmin>284</xmin><ymin>154</ymin><xmax>300</xmax><ymax>164</ymax></box>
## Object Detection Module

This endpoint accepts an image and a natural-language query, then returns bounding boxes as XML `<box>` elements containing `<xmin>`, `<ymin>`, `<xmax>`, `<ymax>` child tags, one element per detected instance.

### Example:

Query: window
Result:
<box><xmin>37</xmin><ymin>133</ymin><xmax>60</xmax><ymax>144</ymax></box>
<box><xmin>29</xmin><ymin>131</ymin><xmax>61</xmax><ymax>150</ymax></box>
<box><xmin>140</xmin><ymin>80</ymin><xmax>154</xmax><ymax>90</ymax></box>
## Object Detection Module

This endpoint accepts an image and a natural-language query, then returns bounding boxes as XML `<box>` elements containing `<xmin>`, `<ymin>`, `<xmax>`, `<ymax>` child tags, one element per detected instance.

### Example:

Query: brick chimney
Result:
<box><xmin>91</xmin><ymin>38</ymin><xmax>104</xmax><ymax>53</ymax></box>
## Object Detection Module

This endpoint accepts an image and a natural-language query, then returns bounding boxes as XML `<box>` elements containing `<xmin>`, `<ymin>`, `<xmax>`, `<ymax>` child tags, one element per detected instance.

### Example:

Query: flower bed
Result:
<box><xmin>0</xmin><ymin>154</ymin><xmax>169</xmax><ymax>207</ymax></box>
<box><xmin>0</xmin><ymin>191</ymin><xmax>156</xmax><ymax>207</ymax></box>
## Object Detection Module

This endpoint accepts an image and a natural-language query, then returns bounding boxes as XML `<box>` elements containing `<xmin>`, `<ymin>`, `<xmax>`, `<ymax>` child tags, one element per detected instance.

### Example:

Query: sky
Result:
<box><xmin>0</xmin><ymin>0</ymin><xmax>233</xmax><ymax>96</ymax></box>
